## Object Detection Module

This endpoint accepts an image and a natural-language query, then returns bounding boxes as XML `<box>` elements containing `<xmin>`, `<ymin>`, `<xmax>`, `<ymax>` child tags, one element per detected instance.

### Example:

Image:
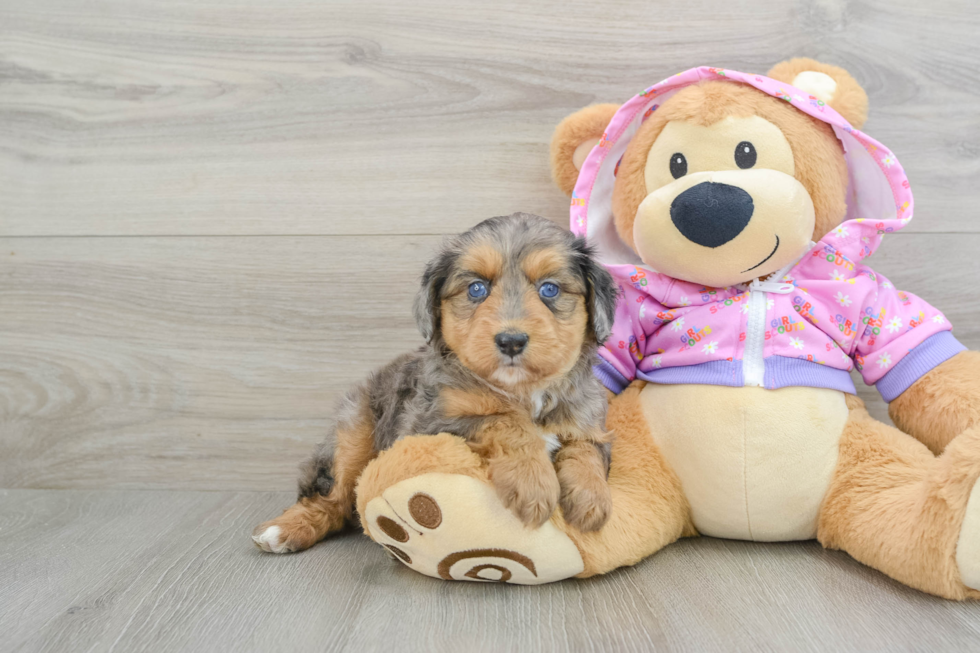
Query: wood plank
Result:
<box><xmin>1</xmin><ymin>0</ymin><xmax>979</xmax><ymax>236</ymax></box>
<box><xmin>1</xmin><ymin>489</ymin><xmax>979</xmax><ymax>653</ymax></box>
<box><xmin>1</xmin><ymin>233</ymin><xmax>977</xmax><ymax>490</ymax></box>
<box><xmin>3</xmin><ymin>0</ymin><xmax>980</xmax><ymax>648</ymax></box>
<box><xmin>0</xmin><ymin>235</ymin><xmax>437</xmax><ymax>490</ymax></box>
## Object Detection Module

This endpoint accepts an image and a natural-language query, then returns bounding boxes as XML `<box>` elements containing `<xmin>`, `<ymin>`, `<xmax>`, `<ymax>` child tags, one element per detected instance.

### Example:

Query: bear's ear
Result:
<box><xmin>767</xmin><ymin>58</ymin><xmax>869</xmax><ymax>129</ymax></box>
<box><xmin>550</xmin><ymin>104</ymin><xmax>620</xmax><ymax>196</ymax></box>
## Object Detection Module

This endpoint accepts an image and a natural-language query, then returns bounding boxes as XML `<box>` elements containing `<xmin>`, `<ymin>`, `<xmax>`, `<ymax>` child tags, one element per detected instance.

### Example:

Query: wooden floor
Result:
<box><xmin>2</xmin><ymin>0</ymin><xmax>979</xmax><ymax>650</ymax></box>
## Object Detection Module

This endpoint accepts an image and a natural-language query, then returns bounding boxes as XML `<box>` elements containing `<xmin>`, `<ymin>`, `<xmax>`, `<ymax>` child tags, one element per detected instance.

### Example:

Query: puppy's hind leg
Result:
<box><xmin>253</xmin><ymin>390</ymin><xmax>377</xmax><ymax>553</ymax></box>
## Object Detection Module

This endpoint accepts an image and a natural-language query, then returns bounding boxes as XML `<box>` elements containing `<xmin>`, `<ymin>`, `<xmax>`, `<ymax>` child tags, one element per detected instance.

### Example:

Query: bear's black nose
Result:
<box><xmin>670</xmin><ymin>182</ymin><xmax>754</xmax><ymax>248</ymax></box>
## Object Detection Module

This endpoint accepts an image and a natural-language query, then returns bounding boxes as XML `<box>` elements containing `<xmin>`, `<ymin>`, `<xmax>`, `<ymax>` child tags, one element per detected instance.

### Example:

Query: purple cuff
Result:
<box><xmin>876</xmin><ymin>331</ymin><xmax>966</xmax><ymax>403</ymax></box>
<box><xmin>594</xmin><ymin>359</ymin><xmax>631</xmax><ymax>394</ymax></box>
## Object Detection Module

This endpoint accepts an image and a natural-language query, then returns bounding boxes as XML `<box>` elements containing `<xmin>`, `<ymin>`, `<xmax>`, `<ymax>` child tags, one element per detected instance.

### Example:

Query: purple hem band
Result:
<box><xmin>764</xmin><ymin>356</ymin><xmax>857</xmax><ymax>394</ymax></box>
<box><xmin>634</xmin><ymin>357</ymin><xmax>856</xmax><ymax>394</ymax></box>
<box><xmin>594</xmin><ymin>335</ymin><xmax>965</xmax><ymax>399</ymax></box>
<box><xmin>594</xmin><ymin>360</ymin><xmax>630</xmax><ymax>394</ymax></box>
<box><xmin>875</xmin><ymin>332</ymin><xmax>965</xmax><ymax>402</ymax></box>
<box><xmin>639</xmin><ymin>359</ymin><xmax>744</xmax><ymax>387</ymax></box>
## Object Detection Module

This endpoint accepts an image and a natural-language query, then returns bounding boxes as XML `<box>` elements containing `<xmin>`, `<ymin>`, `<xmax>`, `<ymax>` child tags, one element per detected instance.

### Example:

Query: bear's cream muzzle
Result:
<box><xmin>633</xmin><ymin>169</ymin><xmax>815</xmax><ymax>287</ymax></box>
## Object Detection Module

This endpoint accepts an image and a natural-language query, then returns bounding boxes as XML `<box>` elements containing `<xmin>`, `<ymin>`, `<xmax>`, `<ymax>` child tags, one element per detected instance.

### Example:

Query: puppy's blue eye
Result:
<box><xmin>468</xmin><ymin>281</ymin><xmax>488</xmax><ymax>300</ymax></box>
<box><xmin>539</xmin><ymin>282</ymin><xmax>560</xmax><ymax>299</ymax></box>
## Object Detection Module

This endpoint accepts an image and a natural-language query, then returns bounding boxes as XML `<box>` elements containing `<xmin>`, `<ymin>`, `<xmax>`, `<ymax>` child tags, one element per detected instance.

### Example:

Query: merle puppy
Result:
<box><xmin>253</xmin><ymin>213</ymin><xmax>619</xmax><ymax>554</ymax></box>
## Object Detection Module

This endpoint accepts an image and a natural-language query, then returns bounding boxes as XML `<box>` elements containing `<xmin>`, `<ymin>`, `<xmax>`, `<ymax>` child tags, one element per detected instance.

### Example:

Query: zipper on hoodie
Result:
<box><xmin>741</xmin><ymin>278</ymin><xmax>795</xmax><ymax>387</ymax></box>
<box><xmin>739</xmin><ymin>244</ymin><xmax>814</xmax><ymax>387</ymax></box>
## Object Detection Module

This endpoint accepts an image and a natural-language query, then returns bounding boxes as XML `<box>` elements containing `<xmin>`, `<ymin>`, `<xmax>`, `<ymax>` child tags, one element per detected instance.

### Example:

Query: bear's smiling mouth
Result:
<box><xmin>741</xmin><ymin>235</ymin><xmax>780</xmax><ymax>274</ymax></box>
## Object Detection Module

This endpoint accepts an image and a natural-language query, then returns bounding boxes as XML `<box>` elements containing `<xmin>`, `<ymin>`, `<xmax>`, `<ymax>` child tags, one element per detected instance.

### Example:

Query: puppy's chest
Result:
<box><xmin>531</xmin><ymin>391</ymin><xmax>563</xmax><ymax>456</ymax></box>
<box><xmin>427</xmin><ymin>386</ymin><xmax>570</xmax><ymax>454</ymax></box>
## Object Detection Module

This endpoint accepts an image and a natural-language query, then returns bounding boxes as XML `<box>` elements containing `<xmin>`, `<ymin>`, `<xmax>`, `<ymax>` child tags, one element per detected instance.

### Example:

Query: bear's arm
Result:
<box><xmin>888</xmin><ymin>350</ymin><xmax>980</xmax><ymax>455</ymax></box>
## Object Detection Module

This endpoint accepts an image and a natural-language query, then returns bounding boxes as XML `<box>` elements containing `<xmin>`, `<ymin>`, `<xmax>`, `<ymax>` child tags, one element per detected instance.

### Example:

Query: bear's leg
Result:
<box><xmin>818</xmin><ymin>395</ymin><xmax>980</xmax><ymax>599</ymax></box>
<box><xmin>559</xmin><ymin>382</ymin><xmax>696</xmax><ymax>576</ymax></box>
<box><xmin>355</xmin><ymin>383</ymin><xmax>694</xmax><ymax>584</ymax></box>
<box><xmin>356</xmin><ymin>433</ymin><xmax>586</xmax><ymax>584</ymax></box>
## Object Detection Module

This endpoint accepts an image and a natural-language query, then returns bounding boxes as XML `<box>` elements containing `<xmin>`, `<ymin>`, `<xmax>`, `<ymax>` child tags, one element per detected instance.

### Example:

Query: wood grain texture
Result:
<box><xmin>1</xmin><ymin>489</ymin><xmax>979</xmax><ymax>653</ymax></box>
<box><xmin>0</xmin><ymin>235</ymin><xmax>438</xmax><ymax>490</ymax></box>
<box><xmin>2</xmin><ymin>234</ymin><xmax>977</xmax><ymax>490</ymax></box>
<box><xmin>3</xmin><ymin>0</ymin><xmax>980</xmax><ymax>648</ymax></box>
<box><xmin>1</xmin><ymin>0</ymin><xmax>979</xmax><ymax>236</ymax></box>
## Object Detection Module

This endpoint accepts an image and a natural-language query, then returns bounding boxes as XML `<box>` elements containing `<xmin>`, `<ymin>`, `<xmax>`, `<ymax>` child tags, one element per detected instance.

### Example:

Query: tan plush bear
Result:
<box><xmin>351</xmin><ymin>59</ymin><xmax>980</xmax><ymax>599</ymax></box>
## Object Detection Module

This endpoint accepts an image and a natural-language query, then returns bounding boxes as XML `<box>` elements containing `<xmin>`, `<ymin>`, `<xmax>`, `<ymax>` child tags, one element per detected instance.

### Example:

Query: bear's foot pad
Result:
<box><xmin>364</xmin><ymin>473</ymin><xmax>584</xmax><ymax>585</ymax></box>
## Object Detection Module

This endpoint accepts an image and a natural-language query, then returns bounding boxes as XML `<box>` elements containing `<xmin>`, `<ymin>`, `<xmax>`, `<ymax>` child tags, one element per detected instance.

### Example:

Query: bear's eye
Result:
<box><xmin>669</xmin><ymin>153</ymin><xmax>687</xmax><ymax>179</ymax></box>
<box><xmin>735</xmin><ymin>141</ymin><xmax>757</xmax><ymax>169</ymax></box>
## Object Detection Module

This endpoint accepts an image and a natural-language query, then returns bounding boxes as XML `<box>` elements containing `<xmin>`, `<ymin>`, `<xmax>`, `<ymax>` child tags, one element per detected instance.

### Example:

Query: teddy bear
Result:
<box><xmin>348</xmin><ymin>58</ymin><xmax>980</xmax><ymax>599</ymax></box>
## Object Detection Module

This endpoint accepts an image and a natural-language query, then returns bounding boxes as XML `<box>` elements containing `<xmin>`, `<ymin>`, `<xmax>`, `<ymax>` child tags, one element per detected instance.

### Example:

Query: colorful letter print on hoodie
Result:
<box><xmin>574</xmin><ymin>67</ymin><xmax>965</xmax><ymax>402</ymax></box>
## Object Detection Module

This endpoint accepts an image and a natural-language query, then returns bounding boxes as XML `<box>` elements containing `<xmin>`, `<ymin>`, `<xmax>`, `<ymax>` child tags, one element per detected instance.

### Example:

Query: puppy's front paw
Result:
<box><xmin>489</xmin><ymin>456</ymin><xmax>561</xmax><ymax>528</ymax></box>
<box><xmin>557</xmin><ymin>460</ymin><xmax>613</xmax><ymax>532</ymax></box>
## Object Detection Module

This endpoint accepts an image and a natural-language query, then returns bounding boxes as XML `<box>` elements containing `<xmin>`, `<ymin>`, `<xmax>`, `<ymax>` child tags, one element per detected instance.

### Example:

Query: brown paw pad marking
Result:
<box><xmin>376</xmin><ymin>516</ymin><xmax>409</xmax><ymax>542</ymax></box>
<box><xmin>384</xmin><ymin>545</ymin><xmax>411</xmax><ymax>564</ymax></box>
<box><xmin>437</xmin><ymin>548</ymin><xmax>537</xmax><ymax>583</ymax></box>
<box><xmin>465</xmin><ymin>565</ymin><xmax>512</xmax><ymax>583</ymax></box>
<box><xmin>408</xmin><ymin>492</ymin><xmax>442</xmax><ymax>529</ymax></box>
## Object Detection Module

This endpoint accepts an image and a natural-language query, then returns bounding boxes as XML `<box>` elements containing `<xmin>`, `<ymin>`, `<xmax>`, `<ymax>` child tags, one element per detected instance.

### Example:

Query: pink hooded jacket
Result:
<box><xmin>574</xmin><ymin>67</ymin><xmax>964</xmax><ymax>402</ymax></box>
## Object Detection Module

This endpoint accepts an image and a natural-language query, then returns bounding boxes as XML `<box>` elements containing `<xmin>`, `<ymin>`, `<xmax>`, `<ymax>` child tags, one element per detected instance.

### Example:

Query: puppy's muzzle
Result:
<box><xmin>495</xmin><ymin>331</ymin><xmax>529</xmax><ymax>357</ymax></box>
<box><xmin>670</xmin><ymin>181</ymin><xmax>754</xmax><ymax>248</ymax></box>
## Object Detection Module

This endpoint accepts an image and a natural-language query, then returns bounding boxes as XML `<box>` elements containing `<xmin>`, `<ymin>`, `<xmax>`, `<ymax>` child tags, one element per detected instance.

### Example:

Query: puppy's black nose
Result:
<box><xmin>670</xmin><ymin>182</ymin><xmax>754</xmax><ymax>248</ymax></box>
<box><xmin>495</xmin><ymin>332</ymin><xmax>529</xmax><ymax>357</ymax></box>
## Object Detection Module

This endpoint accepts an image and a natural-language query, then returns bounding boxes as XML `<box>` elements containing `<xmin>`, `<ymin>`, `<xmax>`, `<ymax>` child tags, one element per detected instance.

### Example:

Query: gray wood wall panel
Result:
<box><xmin>1</xmin><ymin>0</ymin><xmax>978</xmax><ymax>236</ymax></box>
<box><xmin>2</xmin><ymin>0</ymin><xmax>980</xmax><ymax>649</ymax></box>
<box><xmin>2</xmin><ymin>234</ymin><xmax>976</xmax><ymax>489</ymax></box>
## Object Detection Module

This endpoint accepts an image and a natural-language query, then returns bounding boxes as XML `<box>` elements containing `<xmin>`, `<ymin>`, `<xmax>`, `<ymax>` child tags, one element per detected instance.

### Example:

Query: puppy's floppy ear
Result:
<box><xmin>572</xmin><ymin>238</ymin><xmax>619</xmax><ymax>344</ymax></box>
<box><xmin>550</xmin><ymin>104</ymin><xmax>620</xmax><ymax>196</ymax></box>
<box><xmin>413</xmin><ymin>245</ymin><xmax>457</xmax><ymax>343</ymax></box>
<box><xmin>767</xmin><ymin>58</ymin><xmax>869</xmax><ymax>129</ymax></box>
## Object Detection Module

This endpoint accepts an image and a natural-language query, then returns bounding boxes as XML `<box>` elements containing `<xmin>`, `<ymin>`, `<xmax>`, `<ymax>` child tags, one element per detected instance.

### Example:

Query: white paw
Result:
<box><xmin>364</xmin><ymin>473</ymin><xmax>583</xmax><ymax>585</ymax></box>
<box><xmin>252</xmin><ymin>525</ymin><xmax>289</xmax><ymax>554</ymax></box>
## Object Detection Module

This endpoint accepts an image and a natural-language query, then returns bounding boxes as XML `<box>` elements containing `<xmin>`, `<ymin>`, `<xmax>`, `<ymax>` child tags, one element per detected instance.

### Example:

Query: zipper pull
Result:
<box><xmin>749</xmin><ymin>279</ymin><xmax>795</xmax><ymax>294</ymax></box>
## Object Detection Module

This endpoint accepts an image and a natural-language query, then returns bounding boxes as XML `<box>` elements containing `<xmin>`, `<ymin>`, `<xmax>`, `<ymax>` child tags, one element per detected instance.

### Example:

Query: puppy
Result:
<box><xmin>252</xmin><ymin>213</ymin><xmax>619</xmax><ymax>554</ymax></box>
